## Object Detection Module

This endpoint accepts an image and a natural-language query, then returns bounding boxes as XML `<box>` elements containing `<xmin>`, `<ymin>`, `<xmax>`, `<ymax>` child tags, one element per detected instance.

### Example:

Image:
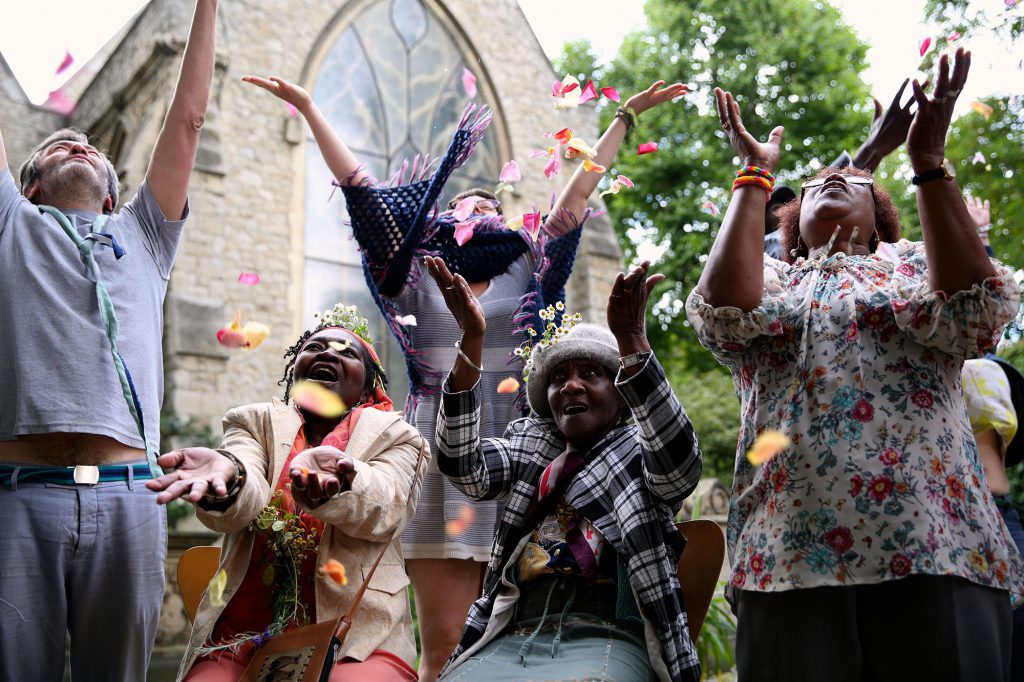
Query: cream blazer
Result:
<box><xmin>177</xmin><ymin>399</ymin><xmax>429</xmax><ymax>680</ymax></box>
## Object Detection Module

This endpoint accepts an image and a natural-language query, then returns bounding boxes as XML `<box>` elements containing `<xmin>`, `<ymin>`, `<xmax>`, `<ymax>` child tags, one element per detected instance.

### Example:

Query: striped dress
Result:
<box><xmin>396</xmin><ymin>255</ymin><xmax>531</xmax><ymax>559</ymax></box>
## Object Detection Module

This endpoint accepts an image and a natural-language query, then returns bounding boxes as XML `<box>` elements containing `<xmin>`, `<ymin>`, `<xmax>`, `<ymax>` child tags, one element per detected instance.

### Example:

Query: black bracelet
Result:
<box><xmin>202</xmin><ymin>450</ymin><xmax>246</xmax><ymax>504</ymax></box>
<box><xmin>615</xmin><ymin>106</ymin><xmax>638</xmax><ymax>136</ymax></box>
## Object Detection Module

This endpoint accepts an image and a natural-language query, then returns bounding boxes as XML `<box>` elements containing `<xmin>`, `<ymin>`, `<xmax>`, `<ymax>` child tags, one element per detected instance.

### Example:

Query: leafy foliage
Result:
<box><xmin>559</xmin><ymin>0</ymin><xmax>874</xmax><ymax>373</ymax></box>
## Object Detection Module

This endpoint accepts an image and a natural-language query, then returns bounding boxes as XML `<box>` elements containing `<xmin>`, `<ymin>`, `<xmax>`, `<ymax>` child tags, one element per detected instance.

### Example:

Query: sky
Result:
<box><xmin>2</xmin><ymin>0</ymin><xmax>1021</xmax><ymax>115</ymax></box>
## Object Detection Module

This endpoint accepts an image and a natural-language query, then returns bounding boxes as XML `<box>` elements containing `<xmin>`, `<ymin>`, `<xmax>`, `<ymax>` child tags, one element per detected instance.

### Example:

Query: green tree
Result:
<box><xmin>559</xmin><ymin>0</ymin><xmax>875</xmax><ymax>372</ymax></box>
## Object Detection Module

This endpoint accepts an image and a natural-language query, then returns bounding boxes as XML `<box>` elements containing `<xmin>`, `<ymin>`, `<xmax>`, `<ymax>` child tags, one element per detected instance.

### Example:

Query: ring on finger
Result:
<box><xmin>445</xmin><ymin>285</ymin><xmax>456</xmax><ymax>290</ymax></box>
<box><xmin>933</xmin><ymin>94</ymin><xmax>948</xmax><ymax>103</ymax></box>
<box><xmin>721</xmin><ymin>122</ymin><xmax>731</xmax><ymax>131</ymax></box>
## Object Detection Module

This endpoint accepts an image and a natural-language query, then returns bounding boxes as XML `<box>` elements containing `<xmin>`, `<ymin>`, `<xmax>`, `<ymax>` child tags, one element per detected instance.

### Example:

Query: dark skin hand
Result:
<box><xmin>607</xmin><ymin>260</ymin><xmax>663</xmax><ymax>379</ymax></box>
<box><xmin>147</xmin><ymin>447</ymin><xmax>237</xmax><ymax>505</ymax></box>
<box><xmin>424</xmin><ymin>255</ymin><xmax>485</xmax><ymax>392</ymax></box>
<box><xmin>852</xmin><ymin>78</ymin><xmax>921</xmax><ymax>172</ymax></box>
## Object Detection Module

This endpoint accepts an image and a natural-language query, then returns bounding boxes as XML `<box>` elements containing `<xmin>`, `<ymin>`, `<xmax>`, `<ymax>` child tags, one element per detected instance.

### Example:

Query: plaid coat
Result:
<box><xmin>436</xmin><ymin>355</ymin><xmax>702</xmax><ymax>682</ymax></box>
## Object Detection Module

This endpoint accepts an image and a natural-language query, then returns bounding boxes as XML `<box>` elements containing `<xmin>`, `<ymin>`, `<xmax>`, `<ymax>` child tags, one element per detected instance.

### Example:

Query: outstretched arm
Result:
<box><xmin>851</xmin><ymin>78</ymin><xmax>916</xmax><ymax>172</ymax></box>
<box><xmin>145</xmin><ymin>0</ymin><xmax>218</xmax><ymax>220</ymax></box>
<box><xmin>545</xmin><ymin>80</ymin><xmax>688</xmax><ymax>233</ymax></box>
<box><xmin>907</xmin><ymin>48</ymin><xmax>994</xmax><ymax>293</ymax></box>
<box><xmin>0</xmin><ymin>128</ymin><xmax>7</xmax><ymax>170</ymax></box>
<box><xmin>694</xmin><ymin>88</ymin><xmax>784</xmax><ymax>311</ymax></box>
<box><xmin>242</xmin><ymin>75</ymin><xmax>370</xmax><ymax>186</ymax></box>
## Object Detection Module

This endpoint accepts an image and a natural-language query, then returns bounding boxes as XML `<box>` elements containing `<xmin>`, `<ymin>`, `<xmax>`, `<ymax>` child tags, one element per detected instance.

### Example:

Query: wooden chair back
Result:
<box><xmin>177</xmin><ymin>545</ymin><xmax>222</xmax><ymax>623</ymax></box>
<box><xmin>676</xmin><ymin>519</ymin><xmax>726</xmax><ymax>642</ymax></box>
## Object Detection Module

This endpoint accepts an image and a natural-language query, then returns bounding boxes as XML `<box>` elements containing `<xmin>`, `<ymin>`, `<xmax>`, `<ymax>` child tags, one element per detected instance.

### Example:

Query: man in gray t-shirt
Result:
<box><xmin>0</xmin><ymin>2</ymin><xmax>219</xmax><ymax>679</ymax></box>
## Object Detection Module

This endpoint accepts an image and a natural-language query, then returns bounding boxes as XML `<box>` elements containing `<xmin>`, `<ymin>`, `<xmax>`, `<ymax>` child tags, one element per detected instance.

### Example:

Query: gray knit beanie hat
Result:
<box><xmin>526</xmin><ymin>323</ymin><xmax>619</xmax><ymax>417</ymax></box>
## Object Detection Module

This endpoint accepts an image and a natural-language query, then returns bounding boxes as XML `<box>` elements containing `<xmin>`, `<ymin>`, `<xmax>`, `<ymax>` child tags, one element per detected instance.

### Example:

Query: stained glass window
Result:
<box><xmin>303</xmin><ymin>0</ymin><xmax>502</xmax><ymax>405</ymax></box>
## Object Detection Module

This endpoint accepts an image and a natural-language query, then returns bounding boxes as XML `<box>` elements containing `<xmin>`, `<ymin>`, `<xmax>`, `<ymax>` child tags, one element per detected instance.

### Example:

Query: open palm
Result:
<box><xmin>714</xmin><ymin>87</ymin><xmax>784</xmax><ymax>172</ymax></box>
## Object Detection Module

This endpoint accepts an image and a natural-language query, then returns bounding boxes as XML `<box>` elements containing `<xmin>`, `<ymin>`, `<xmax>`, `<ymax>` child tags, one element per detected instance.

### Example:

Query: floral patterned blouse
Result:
<box><xmin>686</xmin><ymin>240</ymin><xmax>1024</xmax><ymax>595</ymax></box>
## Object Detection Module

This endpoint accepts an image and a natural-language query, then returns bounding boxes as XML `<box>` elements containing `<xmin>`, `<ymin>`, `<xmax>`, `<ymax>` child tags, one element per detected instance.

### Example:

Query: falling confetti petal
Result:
<box><xmin>56</xmin><ymin>51</ymin><xmax>74</xmax><ymax>76</ymax></box>
<box><xmin>747</xmin><ymin>430</ymin><xmax>791</xmax><ymax>466</ymax></box>
<box><xmin>617</xmin><ymin>174</ymin><xmax>635</xmax><ymax>188</ymax></box>
<box><xmin>600</xmin><ymin>86</ymin><xmax>621</xmax><ymax>102</ymax></box>
<box><xmin>497</xmin><ymin>377</ymin><xmax>521</xmax><ymax>394</ymax></box>
<box><xmin>522</xmin><ymin>211</ymin><xmax>542</xmax><ymax>240</ymax></box>
<box><xmin>328</xmin><ymin>340</ymin><xmax>352</xmax><ymax>352</ymax></box>
<box><xmin>637</xmin><ymin>142</ymin><xmax>659</xmax><ymax>155</ymax></box>
<box><xmin>973</xmin><ymin>151</ymin><xmax>986</xmax><ymax>165</ymax></box>
<box><xmin>701</xmin><ymin>200</ymin><xmax>720</xmax><ymax>216</ymax></box>
<box><xmin>1006</xmin><ymin>0</ymin><xmax>1019</xmax><ymax>7</ymax></box>
<box><xmin>216</xmin><ymin>310</ymin><xmax>249</xmax><ymax>348</ymax></box>
<box><xmin>948</xmin><ymin>32</ymin><xmax>961</xmax><ymax>41</ymax></box>
<box><xmin>285</xmin><ymin>103</ymin><xmax>299</xmax><ymax>118</ymax></box>
<box><xmin>243</xmin><ymin>322</ymin><xmax>270</xmax><ymax>349</ymax></box>
<box><xmin>319</xmin><ymin>559</ymin><xmax>348</xmax><ymax>585</ymax></box>
<box><xmin>578</xmin><ymin>80</ymin><xmax>598</xmax><ymax>104</ymax></box>
<box><xmin>971</xmin><ymin>101</ymin><xmax>994</xmax><ymax>119</ymax></box>
<box><xmin>919</xmin><ymin>36</ymin><xmax>932</xmax><ymax>57</ymax></box>
<box><xmin>553</xmin><ymin>128</ymin><xmax>573</xmax><ymax>145</ymax></box>
<box><xmin>238</xmin><ymin>272</ymin><xmax>260</xmax><ymax>285</ymax></box>
<box><xmin>451</xmin><ymin>196</ymin><xmax>478</xmax><ymax>221</ymax></box>
<box><xmin>582</xmin><ymin>159</ymin><xmax>607</xmax><ymax>173</ymax></box>
<box><xmin>565</xmin><ymin>137</ymin><xmax>597</xmax><ymax>159</ymax></box>
<box><xmin>394</xmin><ymin>314</ymin><xmax>418</xmax><ymax>326</ymax></box>
<box><xmin>589</xmin><ymin>208</ymin><xmax>608</xmax><ymax>218</ymax></box>
<box><xmin>207</xmin><ymin>569</ymin><xmax>228</xmax><ymax>607</ymax></box>
<box><xmin>543</xmin><ymin>148</ymin><xmax>563</xmax><ymax>179</ymax></box>
<box><xmin>445</xmin><ymin>504</ymin><xmax>476</xmax><ymax>537</ymax></box>
<box><xmin>291</xmin><ymin>380</ymin><xmax>346</xmax><ymax>418</ymax></box>
<box><xmin>454</xmin><ymin>219</ymin><xmax>479</xmax><ymax>246</ymax></box>
<box><xmin>462</xmin><ymin>68</ymin><xmax>477</xmax><ymax>99</ymax></box>
<box><xmin>554</xmin><ymin>75</ymin><xmax>583</xmax><ymax>109</ymax></box>
<box><xmin>498</xmin><ymin>160</ymin><xmax>521</xmax><ymax>184</ymax></box>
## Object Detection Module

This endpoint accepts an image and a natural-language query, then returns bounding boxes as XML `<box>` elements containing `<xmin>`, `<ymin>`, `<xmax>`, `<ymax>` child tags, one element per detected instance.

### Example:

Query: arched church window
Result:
<box><xmin>302</xmin><ymin>0</ymin><xmax>502</xmax><ymax>406</ymax></box>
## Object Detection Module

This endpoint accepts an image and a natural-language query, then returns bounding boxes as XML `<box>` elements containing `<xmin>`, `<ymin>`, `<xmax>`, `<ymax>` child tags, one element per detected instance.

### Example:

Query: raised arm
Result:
<box><xmin>0</xmin><ymin>127</ymin><xmax>7</xmax><ymax>171</ymax></box>
<box><xmin>545</xmin><ymin>80</ymin><xmax>688</xmax><ymax>234</ymax></box>
<box><xmin>242</xmin><ymin>75</ymin><xmax>370</xmax><ymax>186</ymax></box>
<box><xmin>907</xmin><ymin>48</ymin><xmax>994</xmax><ymax>293</ymax></box>
<box><xmin>851</xmin><ymin>78</ymin><xmax>916</xmax><ymax>172</ymax></box>
<box><xmin>144</xmin><ymin>0</ymin><xmax>217</xmax><ymax>220</ymax></box>
<box><xmin>423</xmin><ymin>255</ymin><xmax>486</xmax><ymax>392</ymax></box>
<box><xmin>694</xmin><ymin>88</ymin><xmax>784</xmax><ymax>311</ymax></box>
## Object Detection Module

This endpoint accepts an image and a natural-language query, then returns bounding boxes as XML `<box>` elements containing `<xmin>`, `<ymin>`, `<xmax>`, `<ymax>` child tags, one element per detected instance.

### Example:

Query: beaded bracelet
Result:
<box><xmin>615</xmin><ymin>106</ymin><xmax>638</xmax><ymax>139</ymax></box>
<box><xmin>732</xmin><ymin>175</ymin><xmax>773</xmax><ymax>199</ymax></box>
<box><xmin>202</xmin><ymin>450</ymin><xmax>247</xmax><ymax>504</ymax></box>
<box><xmin>736</xmin><ymin>165</ymin><xmax>776</xmax><ymax>183</ymax></box>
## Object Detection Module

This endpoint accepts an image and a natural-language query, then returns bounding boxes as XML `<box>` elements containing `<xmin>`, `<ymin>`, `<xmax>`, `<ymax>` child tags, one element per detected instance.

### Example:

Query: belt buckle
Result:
<box><xmin>72</xmin><ymin>465</ymin><xmax>100</xmax><ymax>485</ymax></box>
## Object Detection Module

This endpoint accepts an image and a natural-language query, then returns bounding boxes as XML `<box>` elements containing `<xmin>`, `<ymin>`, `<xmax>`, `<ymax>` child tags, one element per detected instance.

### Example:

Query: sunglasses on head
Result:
<box><xmin>801</xmin><ymin>176</ymin><xmax>874</xmax><ymax>190</ymax></box>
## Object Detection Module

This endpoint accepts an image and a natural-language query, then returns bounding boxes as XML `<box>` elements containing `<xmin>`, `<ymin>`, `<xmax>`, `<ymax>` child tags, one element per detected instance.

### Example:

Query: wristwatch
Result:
<box><xmin>911</xmin><ymin>158</ymin><xmax>956</xmax><ymax>185</ymax></box>
<box><xmin>620</xmin><ymin>351</ymin><xmax>652</xmax><ymax>369</ymax></box>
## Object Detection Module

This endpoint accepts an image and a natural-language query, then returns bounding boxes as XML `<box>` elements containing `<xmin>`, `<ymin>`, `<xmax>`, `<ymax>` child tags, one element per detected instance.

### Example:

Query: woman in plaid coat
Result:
<box><xmin>424</xmin><ymin>256</ymin><xmax>703</xmax><ymax>682</ymax></box>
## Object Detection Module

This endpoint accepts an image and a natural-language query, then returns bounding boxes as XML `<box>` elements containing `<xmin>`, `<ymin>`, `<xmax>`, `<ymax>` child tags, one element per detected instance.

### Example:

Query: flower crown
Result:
<box><xmin>514</xmin><ymin>301</ymin><xmax>583</xmax><ymax>382</ymax></box>
<box><xmin>313</xmin><ymin>304</ymin><xmax>373</xmax><ymax>345</ymax></box>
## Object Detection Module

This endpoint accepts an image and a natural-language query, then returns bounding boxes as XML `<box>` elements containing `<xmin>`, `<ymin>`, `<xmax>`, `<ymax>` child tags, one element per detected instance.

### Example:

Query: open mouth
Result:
<box><xmin>309</xmin><ymin>364</ymin><xmax>339</xmax><ymax>382</ymax></box>
<box><xmin>563</xmin><ymin>403</ymin><xmax>588</xmax><ymax>416</ymax></box>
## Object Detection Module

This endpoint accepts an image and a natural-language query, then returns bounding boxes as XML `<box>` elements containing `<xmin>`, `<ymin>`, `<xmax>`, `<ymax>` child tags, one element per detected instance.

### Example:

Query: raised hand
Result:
<box><xmin>288</xmin><ymin>446</ymin><xmax>357</xmax><ymax>510</ymax></box>
<box><xmin>423</xmin><ymin>256</ymin><xmax>485</xmax><ymax>338</ymax></box>
<box><xmin>907</xmin><ymin>48</ymin><xmax>971</xmax><ymax>172</ymax></box>
<box><xmin>241</xmin><ymin>75</ymin><xmax>313</xmax><ymax>113</ymax></box>
<box><xmin>714</xmin><ymin>88</ymin><xmax>784</xmax><ymax>173</ymax></box>
<box><xmin>624</xmin><ymin>80</ymin><xmax>689</xmax><ymax>115</ymax></box>
<box><xmin>853</xmin><ymin>78</ymin><xmax>918</xmax><ymax>172</ymax></box>
<box><xmin>965</xmin><ymin>196</ymin><xmax>991</xmax><ymax>228</ymax></box>
<box><xmin>607</xmin><ymin>260</ymin><xmax>663</xmax><ymax>357</ymax></box>
<box><xmin>146</xmin><ymin>447</ymin><xmax>238</xmax><ymax>505</ymax></box>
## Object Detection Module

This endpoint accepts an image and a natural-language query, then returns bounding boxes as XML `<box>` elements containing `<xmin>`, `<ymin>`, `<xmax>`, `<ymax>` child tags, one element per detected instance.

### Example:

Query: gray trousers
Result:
<box><xmin>736</xmin><ymin>574</ymin><xmax>1013</xmax><ymax>682</ymax></box>
<box><xmin>0</xmin><ymin>465</ymin><xmax>166</xmax><ymax>681</ymax></box>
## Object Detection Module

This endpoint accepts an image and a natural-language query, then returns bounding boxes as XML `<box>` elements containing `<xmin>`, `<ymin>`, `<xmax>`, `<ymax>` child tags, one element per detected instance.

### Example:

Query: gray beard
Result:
<box><xmin>36</xmin><ymin>163</ymin><xmax>108</xmax><ymax>211</ymax></box>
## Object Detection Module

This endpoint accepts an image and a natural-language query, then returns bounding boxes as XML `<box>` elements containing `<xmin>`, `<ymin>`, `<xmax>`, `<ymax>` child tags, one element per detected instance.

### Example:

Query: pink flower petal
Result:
<box><xmin>617</xmin><ymin>174</ymin><xmax>634</xmax><ymax>188</ymax></box>
<box><xmin>452</xmin><ymin>196</ymin><xmax>478</xmax><ymax>221</ymax></box>
<box><xmin>286</xmin><ymin>103</ymin><xmax>299</xmax><ymax>118</ymax></box>
<box><xmin>1006</xmin><ymin>0</ymin><xmax>1018</xmax><ymax>7</ymax></box>
<box><xmin>919</xmin><ymin>36</ymin><xmax>932</xmax><ymax>57</ymax></box>
<box><xmin>578</xmin><ymin>80</ymin><xmax>598</xmax><ymax>104</ymax></box>
<box><xmin>238</xmin><ymin>272</ymin><xmax>260</xmax><ymax>285</ymax></box>
<box><xmin>394</xmin><ymin>314</ymin><xmax>417</xmax><ymax>326</ymax></box>
<box><xmin>499</xmin><ymin>160</ymin><xmax>521</xmax><ymax>184</ymax></box>
<box><xmin>496</xmin><ymin>377</ymin><xmax>521</xmax><ymax>394</ymax></box>
<box><xmin>560</xmin><ymin>82</ymin><xmax>579</xmax><ymax>95</ymax></box>
<box><xmin>522</xmin><ymin>211</ymin><xmax>542</xmax><ymax>240</ymax></box>
<box><xmin>973</xmin><ymin>151</ymin><xmax>986</xmax><ymax>165</ymax></box>
<box><xmin>701</xmin><ymin>200</ymin><xmax>720</xmax><ymax>217</ymax></box>
<box><xmin>553</xmin><ymin>128</ymin><xmax>573</xmax><ymax>145</ymax></box>
<box><xmin>637</xmin><ymin>142</ymin><xmax>659</xmax><ymax>155</ymax></box>
<box><xmin>462</xmin><ymin>68</ymin><xmax>477</xmax><ymax>98</ymax></box>
<box><xmin>56</xmin><ymin>51</ymin><xmax>74</xmax><ymax>76</ymax></box>
<box><xmin>454</xmin><ymin>219</ymin><xmax>478</xmax><ymax>246</ymax></box>
<box><xmin>552</xmin><ymin>81</ymin><xmax>563</xmax><ymax>97</ymax></box>
<box><xmin>529</xmin><ymin>149</ymin><xmax>551</xmax><ymax>159</ymax></box>
<box><xmin>600</xmin><ymin>86</ymin><xmax>621</xmax><ymax>102</ymax></box>
<box><xmin>216</xmin><ymin>327</ymin><xmax>248</xmax><ymax>348</ymax></box>
<box><xmin>948</xmin><ymin>32</ymin><xmax>961</xmax><ymax>41</ymax></box>
<box><xmin>543</xmin><ymin>148</ymin><xmax>563</xmax><ymax>179</ymax></box>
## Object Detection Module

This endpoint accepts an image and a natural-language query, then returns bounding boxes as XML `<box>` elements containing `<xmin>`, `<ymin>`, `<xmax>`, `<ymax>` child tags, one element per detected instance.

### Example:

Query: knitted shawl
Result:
<box><xmin>340</xmin><ymin>105</ymin><xmax>584</xmax><ymax>413</ymax></box>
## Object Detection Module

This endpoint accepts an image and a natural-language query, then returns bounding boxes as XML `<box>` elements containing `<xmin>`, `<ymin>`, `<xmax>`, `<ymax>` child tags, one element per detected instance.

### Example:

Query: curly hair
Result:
<box><xmin>776</xmin><ymin>166</ymin><xmax>901</xmax><ymax>263</ymax></box>
<box><xmin>278</xmin><ymin>324</ymin><xmax>387</xmax><ymax>401</ymax></box>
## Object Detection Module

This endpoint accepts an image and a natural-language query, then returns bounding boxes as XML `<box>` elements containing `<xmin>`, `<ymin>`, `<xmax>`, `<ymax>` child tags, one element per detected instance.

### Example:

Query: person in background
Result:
<box><xmin>0</xmin><ymin>2</ymin><xmax>218</xmax><ymax>679</ymax></box>
<box><xmin>688</xmin><ymin>49</ymin><xmax>1023</xmax><ymax>681</ymax></box>
<box><xmin>243</xmin><ymin>72</ymin><xmax>687</xmax><ymax>680</ymax></box>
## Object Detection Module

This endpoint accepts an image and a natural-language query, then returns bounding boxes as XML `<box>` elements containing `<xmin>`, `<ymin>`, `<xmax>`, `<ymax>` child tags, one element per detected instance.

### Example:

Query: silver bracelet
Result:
<box><xmin>977</xmin><ymin>223</ymin><xmax>992</xmax><ymax>235</ymax></box>
<box><xmin>454</xmin><ymin>339</ymin><xmax>483</xmax><ymax>372</ymax></box>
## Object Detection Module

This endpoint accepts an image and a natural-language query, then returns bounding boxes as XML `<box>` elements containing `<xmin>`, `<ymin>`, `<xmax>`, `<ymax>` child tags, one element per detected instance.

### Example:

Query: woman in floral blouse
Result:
<box><xmin>687</xmin><ymin>48</ymin><xmax>1023</xmax><ymax>681</ymax></box>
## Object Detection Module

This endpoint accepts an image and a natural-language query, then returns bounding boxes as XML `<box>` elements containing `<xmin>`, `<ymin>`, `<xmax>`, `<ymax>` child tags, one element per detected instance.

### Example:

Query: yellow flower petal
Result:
<box><xmin>496</xmin><ymin>377</ymin><xmax>521</xmax><ymax>394</ymax></box>
<box><xmin>207</xmin><ymin>568</ymin><xmax>228</xmax><ymax>607</ymax></box>
<box><xmin>243</xmin><ymin>322</ymin><xmax>270</xmax><ymax>349</ymax></box>
<box><xmin>319</xmin><ymin>558</ymin><xmax>348</xmax><ymax>585</ymax></box>
<box><xmin>746</xmin><ymin>430</ymin><xmax>791</xmax><ymax>466</ymax></box>
<box><xmin>291</xmin><ymin>380</ymin><xmax>346</xmax><ymax>418</ymax></box>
